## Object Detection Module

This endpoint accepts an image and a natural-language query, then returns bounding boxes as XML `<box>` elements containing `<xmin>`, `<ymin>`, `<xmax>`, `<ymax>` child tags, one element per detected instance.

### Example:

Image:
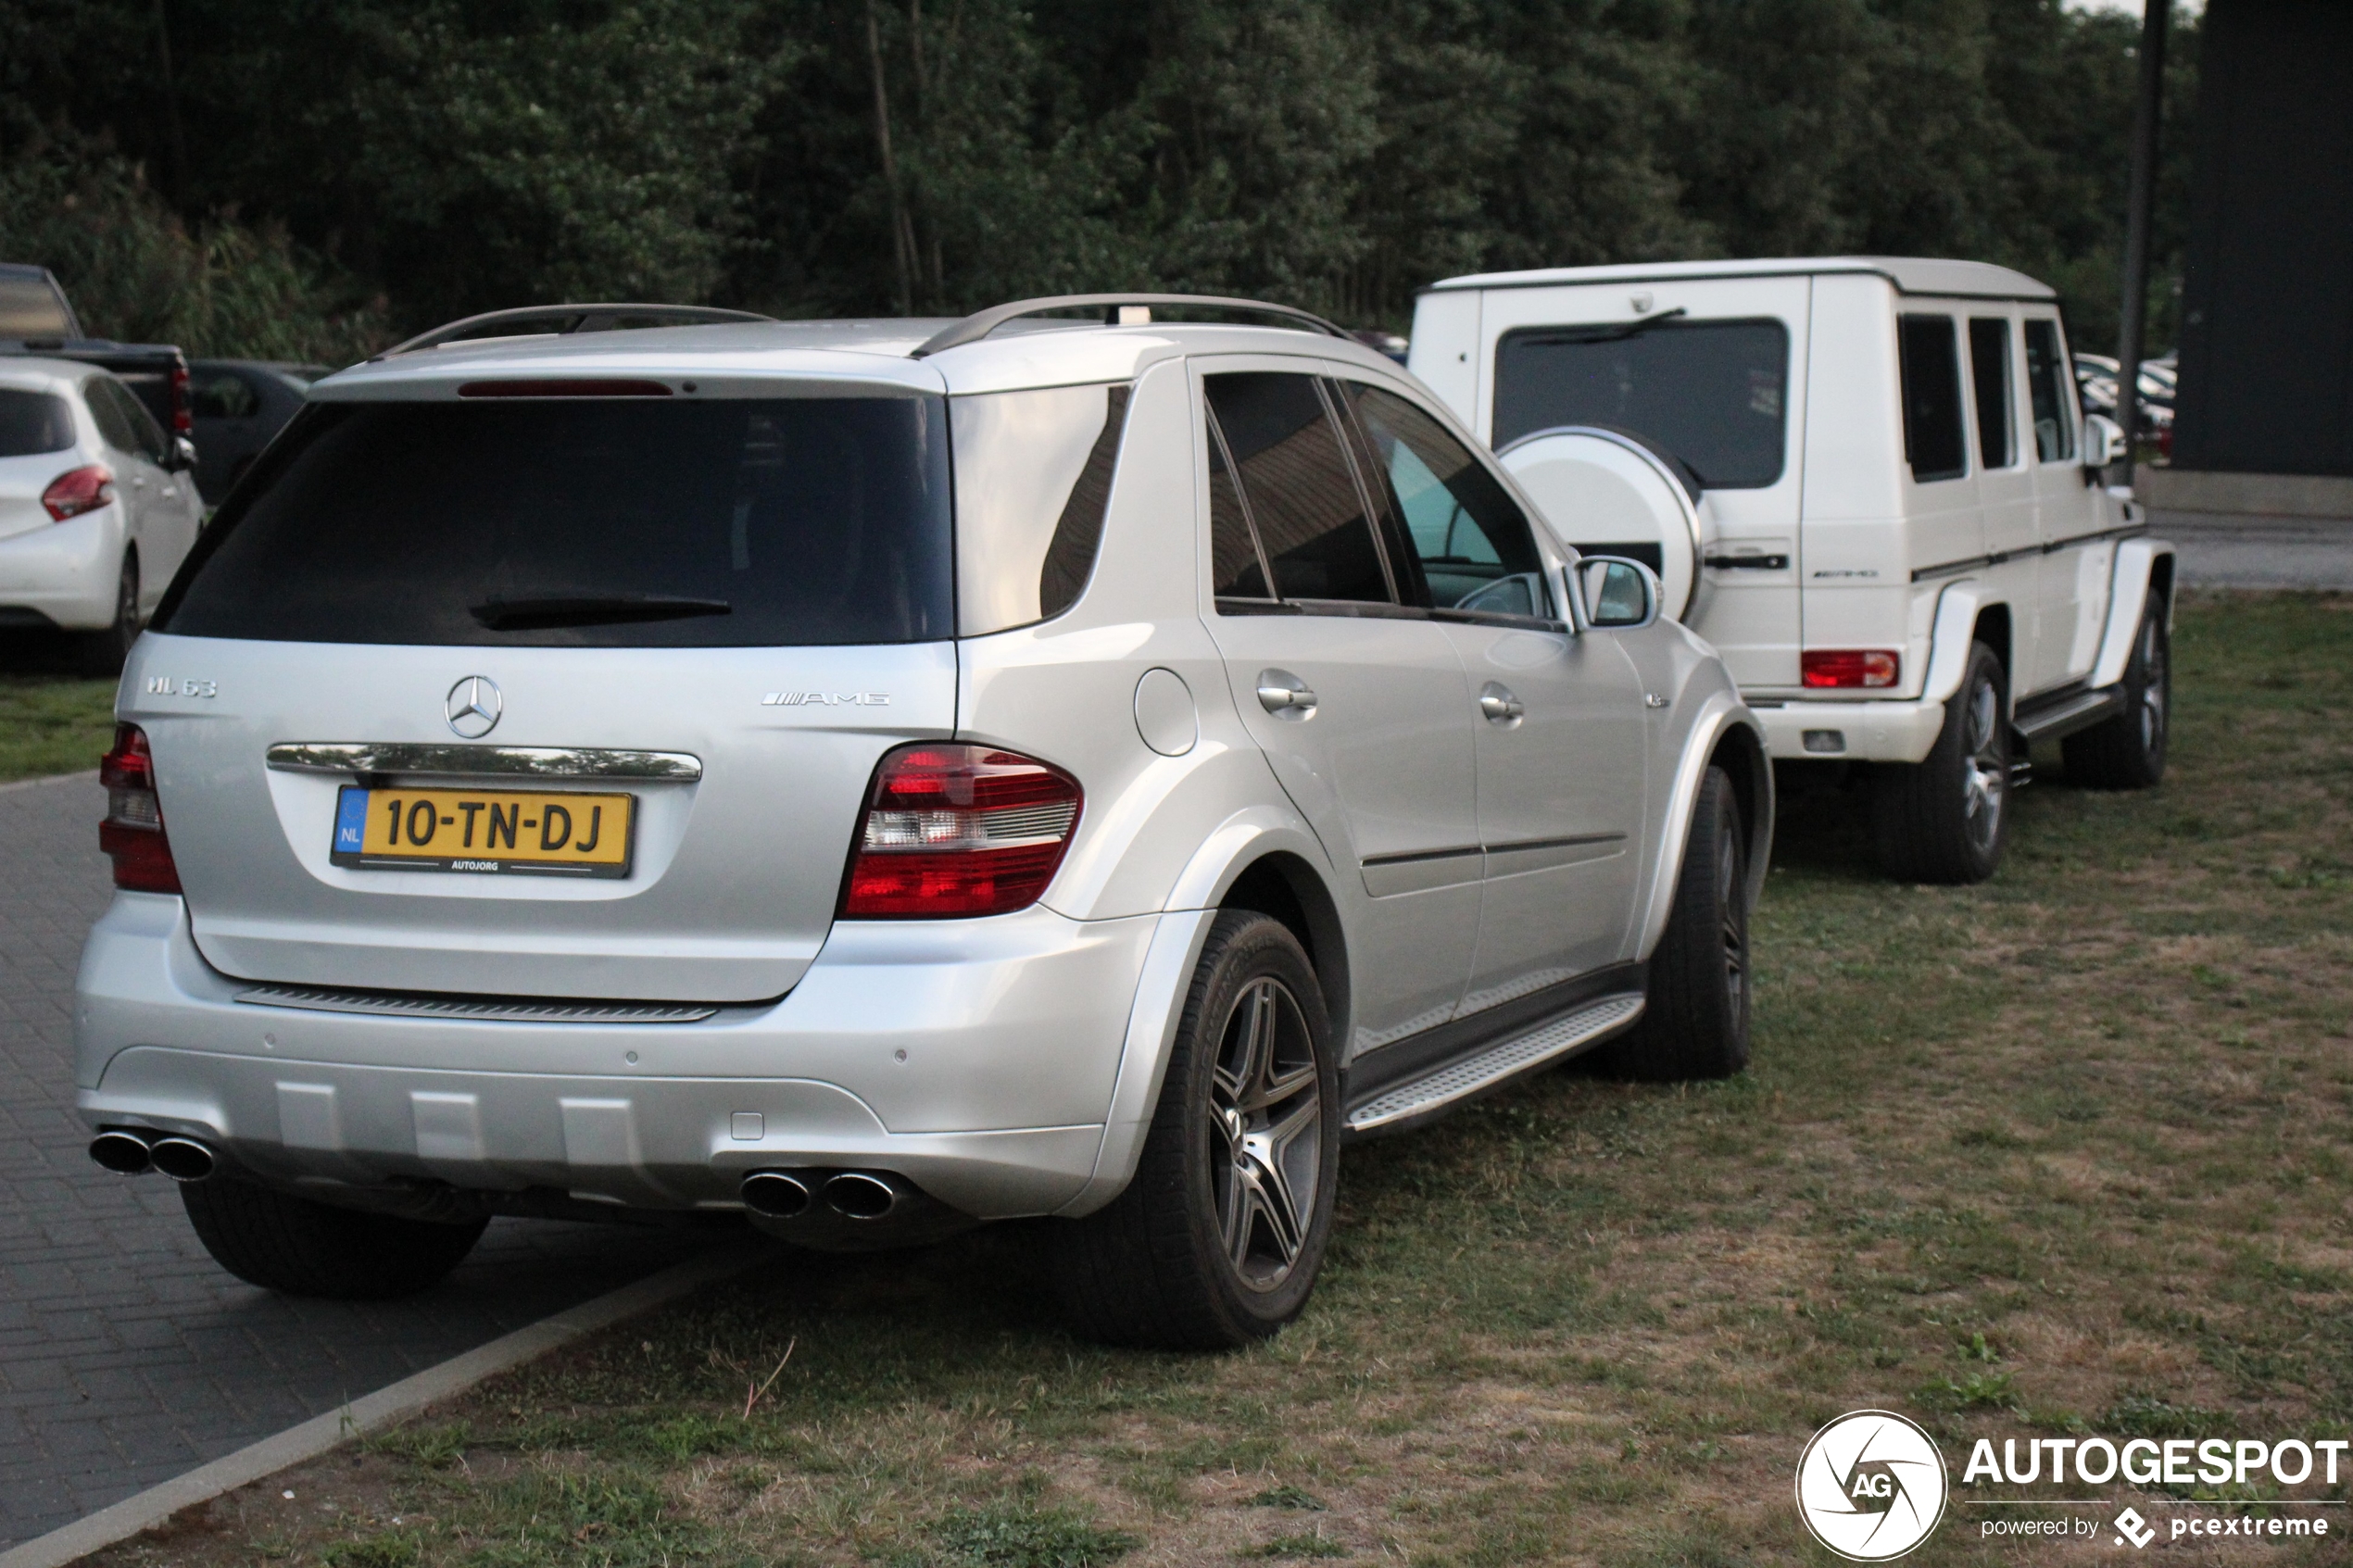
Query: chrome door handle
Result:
<box><xmin>1478</xmin><ymin>682</ymin><xmax>1524</xmax><ymax>724</ymax></box>
<box><xmin>1255</xmin><ymin>670</ymin><xmax>1317</xmax><ymax>719</ymax></box>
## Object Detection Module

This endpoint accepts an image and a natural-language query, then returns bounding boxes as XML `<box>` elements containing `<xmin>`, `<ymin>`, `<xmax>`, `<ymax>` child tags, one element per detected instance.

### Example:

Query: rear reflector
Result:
<box><xmin>43</xmin><ymin>464</ymin><xmax>115</xmax><ymax>521</ymax></box>
<box><xmin>841</xmin><ymin>744</ymin><xmax>1080</xmax><ymax>918</ymax></box>
<box><xmin>1801</xmin><ymin>649</ymin><xmax>1900</xmax><ymax>689</ymax></box>
<box><xmin>99</xmin><ymin>722</ymin><xmax>182</xmax><ymax>894</ymax></box>
<box><xmin>457</xmin><ymin>380</ymin><xmax>673</xmax><ymax>398</ymax></box>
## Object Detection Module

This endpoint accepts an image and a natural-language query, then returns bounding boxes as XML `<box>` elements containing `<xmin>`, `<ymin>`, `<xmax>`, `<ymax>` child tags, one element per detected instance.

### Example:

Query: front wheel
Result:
<box><xmin>2063</xmin><ymin>589</ymin><xmax>2169</xmax><ymax>788</ymax></box>
<box><xmin>1873</xmin><ymin>641</ymin><xmax>2010</xmax><ymax>884</ymax></box>
<box><xmin>1594</xmin><ymin>765</ymin><xmax>1751</xmax><ymax>1081</ymax></box>
<box><xmin>1051</xmin><ymin>909</ymin><xmax>1339</xmax><ymax>1349</ymax></box>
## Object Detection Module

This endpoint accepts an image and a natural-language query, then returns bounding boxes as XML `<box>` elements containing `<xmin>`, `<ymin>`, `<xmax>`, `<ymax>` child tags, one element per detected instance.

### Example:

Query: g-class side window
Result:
<box><xmin>1898</xmin><ymin>314</ymin><xmax>1969</xmax><ymax>483</ymax></box>
<box><xmin>2022</xmin><ymin>319</ymin><xmax>2078</xmax><ymax>463</ymax></box>
<box><xmin>1203</xmin><ymin>371</ymin><xmax>1395</xmax><ymax>611</ymax></box>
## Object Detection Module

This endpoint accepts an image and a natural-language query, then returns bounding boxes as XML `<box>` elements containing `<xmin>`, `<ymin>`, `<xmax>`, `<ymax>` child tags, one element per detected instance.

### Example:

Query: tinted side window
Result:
<box><xmin>117</xmin><ymin>381</ymin><xmax>170</xmax><ymax>461</ymax></box>
<box><xmin>193</xmin><ymin>372</ymin><xmax>263</xmax><ymax>420</ymax></box>
<box><xmin>84</xmin><ymin>380</ymin><xmax>136</xmax><ymax>453</ymax></box>
<box><xmin>2022</xmin><ymin>320</ymin><xmax>2077</xmax><ymax>462</ymax></box>
<box><xmin>1343</xmin><ymin>383</ymin><xmax>1551</xmax><ymax>620</ymax></box>
<box><xmin>1493</xmin><ymin>319</ymin><xmax>1789</xmax><ymax>489</ymax></box>
<box><xmin>1898</xmin><ymin>315</ymin><xmax>1968</xmax><ymax>483</ymax></box>
<box><xmin>0</xmin><ymin>389</ymin><xmax>75</xmax><ymax>457</ymax></box>
<box><xmin>1207</xmin><ymin>418</ymin><xmax>1274</xmax><ymax>600</ymax></box>
<box><xmin>952</xmin><ymin>383</ymin><xmax>1130</xmax><ymax>634</ymax></box>
<box><xmin>1968</xmin><ymin>319</ymin><xmax>2016</xmax><ymax>469</ymax></box>
<box><xmin>1202</xmin><ymin>372</ymin><xmax>1391</xmax><ymax>606</ymax></box>
<box><xmin>157</xmin><ymin>396</ymin><xmax>954</xmax><ymax>647</ymax></box>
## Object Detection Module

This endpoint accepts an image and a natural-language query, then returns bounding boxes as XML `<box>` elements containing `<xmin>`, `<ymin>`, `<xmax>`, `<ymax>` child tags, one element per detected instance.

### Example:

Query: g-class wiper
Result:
<box><xmin>470</xmin><ymin>594</ymin><xmax>733</xmax><ymax>631</ymax></box>
<box><xmin>1559</xmin><ymin>306</ymin><xmax>1689</xmax><ymax>344</ymax></box>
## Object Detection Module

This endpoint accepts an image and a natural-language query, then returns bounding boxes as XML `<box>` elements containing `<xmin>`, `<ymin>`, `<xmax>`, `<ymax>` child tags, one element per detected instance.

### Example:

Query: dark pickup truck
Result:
<box><xmin>0</xmin><ymin>262</ymin><xmax>192</xmax><ymax>443</ymax></box>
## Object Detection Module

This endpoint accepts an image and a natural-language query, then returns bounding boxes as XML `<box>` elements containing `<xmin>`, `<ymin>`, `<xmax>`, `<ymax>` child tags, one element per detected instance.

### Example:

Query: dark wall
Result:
<box><xmin>2173</xmin><ymin>0</ymin><xmax>2353</xmax><ymax>476</ymax></box>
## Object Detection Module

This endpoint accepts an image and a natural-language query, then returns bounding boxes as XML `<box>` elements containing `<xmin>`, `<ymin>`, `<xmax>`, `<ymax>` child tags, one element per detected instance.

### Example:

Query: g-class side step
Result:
<box><xmin>1343</xmin><ymin>993</ymin><xmax>1645</xmax><ymax>1135</ymax></box>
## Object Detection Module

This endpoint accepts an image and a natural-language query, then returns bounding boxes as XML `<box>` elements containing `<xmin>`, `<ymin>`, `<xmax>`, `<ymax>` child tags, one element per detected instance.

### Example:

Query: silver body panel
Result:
<box><xmin>79</xmin><ymin>319</ymin><xmax>1769</xmax><ymax>1223</ymax></box>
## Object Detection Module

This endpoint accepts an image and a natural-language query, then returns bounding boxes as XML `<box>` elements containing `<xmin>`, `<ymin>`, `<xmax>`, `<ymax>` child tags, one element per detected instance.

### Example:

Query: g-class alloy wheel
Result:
<box><xmin>1873</xmin><ymin>641</ymin><xmax>2011</xmax><ymax>884</ymax></box>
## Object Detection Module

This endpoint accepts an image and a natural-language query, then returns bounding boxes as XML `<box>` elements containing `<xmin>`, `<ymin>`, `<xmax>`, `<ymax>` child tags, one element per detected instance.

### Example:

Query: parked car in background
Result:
<box><xmin>1408</xmin><ymin>257</ymin><xmax>2174</xmax><ymax>885</ymax></box>
<box><xmin>189</xmin><ymin>359</ymin><xmax>327</xmax><ymax>503</ymax></box>
<box><xmin>2073</xmin><ymin>352</ymin><xmax>2174</xmax><ymax>437</ymax></box>
<box><xmin>1</xmin><ymin>262</ymin><xmax>194</xmax><ymax>445</ymax></box>
<box><xmin>0</xmin><ymin>357</ymin><xmax>204</xmax><ymax>667</ymax></box>
<box><xmin>78</xmin><ymin>294</ymin><xmax>1771</xmax><ymax>1348</ymax></box>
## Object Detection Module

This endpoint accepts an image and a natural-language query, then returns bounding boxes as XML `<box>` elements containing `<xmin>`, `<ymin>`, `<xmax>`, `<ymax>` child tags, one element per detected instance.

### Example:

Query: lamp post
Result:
<box><xmin>2115</xmin><ymin>0</ymin><xmax>2172</xmax><ymax>487</ymax></box>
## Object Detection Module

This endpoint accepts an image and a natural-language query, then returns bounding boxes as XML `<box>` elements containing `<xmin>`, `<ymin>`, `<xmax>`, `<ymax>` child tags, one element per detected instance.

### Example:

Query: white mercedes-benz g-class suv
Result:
<box><xmin>79</xmin><ymin>295</ymin><xmax>1770</xmax><ymax>1348</ymax></box>
<box><xmin>1408</xmin><ymin>257</ymin><xmax>2173</xmax><ymax>884</ymax></box>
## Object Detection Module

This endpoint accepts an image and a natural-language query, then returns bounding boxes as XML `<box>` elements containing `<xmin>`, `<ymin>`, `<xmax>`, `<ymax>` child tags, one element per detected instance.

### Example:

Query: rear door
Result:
<box><xmin>135</xmin><ymin>387</ymin><xmax>959</xmax><ymax>1004</ymax></box>
<box><xmin>1337</xmin><ymin>378</ymin><xmax>1648</xmax><ymax>997</ymax></box>
<box><xmin>1478</xmin><ymin>276</ymin><xmax>1810</xmax><ymax>688</ymax></box>
<box><xmin>1194</xmin><ymin>362</ymin><xmax>1482</xmax><ymax>1056</ymax></box>
<box><xmin>107</xmin><ymin>377</ymin><xmax>200</xmax><ymax>595</ymax></box>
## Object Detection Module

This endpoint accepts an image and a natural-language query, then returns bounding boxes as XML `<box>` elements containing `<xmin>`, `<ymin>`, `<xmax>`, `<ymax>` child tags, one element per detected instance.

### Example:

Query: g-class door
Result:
<box><xmin>1338</xmin><ymin>380</ymin><xmax>1649</xmax><ymax>1002</ymax></box>
<box><xmin>2024</xmin><ymin>317</ymin><xmax>2112</xmax><ymax>689</ymax></box>
<box><xmin>1197</xmin><ymin>367</ymin><xmax>1482</xmax><ymax>1057</ymax></box>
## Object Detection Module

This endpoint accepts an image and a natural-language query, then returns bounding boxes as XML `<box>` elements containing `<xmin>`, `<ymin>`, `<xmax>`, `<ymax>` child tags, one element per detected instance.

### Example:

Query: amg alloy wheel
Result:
<box><xmin>1596</xmin><ymin>765</ymin><xmax>1751</xmax><ymax>1080</ymax></box>
<box><xmin>1051</xmin><ymin>909</ymin><xmax>1339</xmax><ymax>1348</ymax></box>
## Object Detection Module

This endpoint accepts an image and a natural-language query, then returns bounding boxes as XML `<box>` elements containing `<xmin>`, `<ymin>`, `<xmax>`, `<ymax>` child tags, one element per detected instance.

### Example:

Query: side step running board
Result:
<box><xmin>2015</xmin><ymin>687</ymin><xmax>2123</xmax><ymax>746</ymax></box>
<box><xmin>1344</xmin><ymin>993</ymin><xmax>1644</xmax><ymax>1135</ymax></box>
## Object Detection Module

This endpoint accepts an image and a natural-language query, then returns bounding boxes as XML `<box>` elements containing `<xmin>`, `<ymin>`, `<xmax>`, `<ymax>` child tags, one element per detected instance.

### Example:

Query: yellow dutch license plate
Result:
<box><xmin>332</xmin><ymin>785</ymin><xmax>635</xmax><ymax>877</ymax></box>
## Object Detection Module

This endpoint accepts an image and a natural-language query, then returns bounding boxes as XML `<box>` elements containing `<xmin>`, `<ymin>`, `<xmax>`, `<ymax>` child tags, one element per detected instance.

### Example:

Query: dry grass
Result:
<box><xmin>84</xmin><ymin>593</ymin><xmax>2353</xmax><ymax>1566</ymax></box>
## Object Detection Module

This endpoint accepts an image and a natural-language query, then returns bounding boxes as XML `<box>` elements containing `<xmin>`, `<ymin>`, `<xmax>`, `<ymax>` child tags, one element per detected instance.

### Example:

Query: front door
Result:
<box><xmin>1196</xmin><ymin>365</ymin><xmax>1482</xmax><ymax>1058</ymax></box>
<box><xmin>2024</xmin><ymin>317</ymin><xmax>2113</xmax><ymax>689</ymax></box>
<box><xmin>1338</xmin><ymin>379</ymin><xmax>1649</xmax><ymax>1009</ymax></box>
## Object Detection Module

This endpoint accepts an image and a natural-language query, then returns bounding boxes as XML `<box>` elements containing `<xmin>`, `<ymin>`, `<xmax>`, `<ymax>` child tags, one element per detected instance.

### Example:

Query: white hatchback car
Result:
<box><xmin>80</xmin><ymin>295</ymin><xmax>1770</xmax><ymax>1348</ymax></box>
<box><xmin>0</xmin><ymin>357</ymin><xmax>205</xmax><ymax>664</ymax></box>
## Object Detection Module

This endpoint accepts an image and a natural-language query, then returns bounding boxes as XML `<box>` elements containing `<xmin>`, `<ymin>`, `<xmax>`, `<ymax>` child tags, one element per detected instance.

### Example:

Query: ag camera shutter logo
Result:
<box><xmin>1795</xmin><ymin>1411</ymin><xmax>1948</xmax><ymax>1561</ymax></box>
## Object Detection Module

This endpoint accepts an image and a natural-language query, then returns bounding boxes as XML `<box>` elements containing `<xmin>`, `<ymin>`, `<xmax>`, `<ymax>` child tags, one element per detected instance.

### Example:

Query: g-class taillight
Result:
<box><xmin>841</xmin><ymin>744</ymin><xmax>1080</xmax><ymax>918</ymax></box>
<box><xmin>1802</xmin><ymin>649</ymin><xmax>1901</xmax><ymax>689</ymax></box>
<box><xmin>99</xmin><ymin>723</ymin><xmax>182</xmax><ymax>894</ymax></box>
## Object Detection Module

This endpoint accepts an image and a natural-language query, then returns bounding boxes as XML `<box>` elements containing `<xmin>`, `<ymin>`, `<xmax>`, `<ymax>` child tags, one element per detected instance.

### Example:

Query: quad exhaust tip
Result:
<box><xmin>738</xmin><ymin>1170</ymin><xmax>812</xmax><ymax>1219</ymax></box>
<box><xmin>739</xmin><ymin>1168</ymin><xmax>904</xmax><ymax>1222</ymax></box>
<box><xmin>89</xmin><ymin>1130</ymin><xmax>156</xmax><ymax>1175</ymax></box>
<box><xmin>87</xmin><ymin>1131</ymin><xmax>216</xmax><ymax>1182</ymax></box>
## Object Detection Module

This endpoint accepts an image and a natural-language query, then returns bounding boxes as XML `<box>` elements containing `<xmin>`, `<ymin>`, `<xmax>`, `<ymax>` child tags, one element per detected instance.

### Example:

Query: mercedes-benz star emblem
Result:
<box><xmin>446</xmin><ymin>675</ymin><xmax>502</xmax><ymax>739</ymax></box>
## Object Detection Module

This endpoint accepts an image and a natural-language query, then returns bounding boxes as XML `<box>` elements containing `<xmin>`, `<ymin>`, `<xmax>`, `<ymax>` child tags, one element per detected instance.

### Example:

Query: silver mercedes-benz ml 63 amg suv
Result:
<box><xmin>79</xmin><ymin>295</ymin><xmax>1771</xmax><ymax>1348</ymax></box>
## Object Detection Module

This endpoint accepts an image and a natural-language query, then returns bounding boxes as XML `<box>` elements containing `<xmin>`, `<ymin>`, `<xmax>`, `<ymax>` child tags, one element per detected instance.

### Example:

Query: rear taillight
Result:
<box><xmin>99</xmin><ymin>723</ymin><xmax>182</xmax><ymax>894</ymax></box>
<box><xmin>841</xmin><ymin>744</ymin><xmax>1081</xmax><ymax>918</ymax></box>
<box><xmin>1802</xmin><ymin>649</ymin><xmax>1901</xmax><ymax>689</ymax></box>
<box><xmin>42</xmin><ymin>464</ymin><xmax>115</xmax><ymax>521</ymax></box>
<box><xmin>170</xmin><ymin>362</ymin><xmax>192</xmax><ymax>433</ymax></box>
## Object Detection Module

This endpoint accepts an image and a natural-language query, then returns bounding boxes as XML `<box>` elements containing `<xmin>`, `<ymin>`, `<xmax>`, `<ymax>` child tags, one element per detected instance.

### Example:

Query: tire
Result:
<box><xmin>1594</xmin><ymin>765</ymin><xmax>1751</xmax><ymax>1081</ymax></box>
<box><xmin>182</xmin><ymin>1177</ymin><xmax>488</xmax><ymax>1299</ymax></box>
<box><xmin>2062</xmin><ymin>589</ymin><xmax>2170</xmax><ymax>789</ymax></box>
<box><xmin>75</xmin><ymin>550</ymin><xmax>139</xmax><ymax>675</ymax></box>
<box><xmin>1051</xmin><ymin>909</ymin><xmax>1340</xmax><ymax>1349</ymax></box>
<box><xmin>1873</xmin><ymin>641</ymin><xmax>2010</xmax><ymax>884</ymax></box>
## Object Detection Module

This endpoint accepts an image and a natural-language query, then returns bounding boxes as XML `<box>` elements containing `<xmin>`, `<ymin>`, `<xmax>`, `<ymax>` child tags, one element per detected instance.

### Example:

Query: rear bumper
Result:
<box><xmin>74</xmin><ymin>893</ymin><xmax>1167</xmax><ymax>1219</ymax></box>
<box><xmin>0</xmin><ymin>506</ymin><xmax>123</xmax><ymax>630</ymax></box>
<box><xmin>1752</xmin><ymin>697</ymin><xmax>1947</xmax><ymax>764</ymax></box>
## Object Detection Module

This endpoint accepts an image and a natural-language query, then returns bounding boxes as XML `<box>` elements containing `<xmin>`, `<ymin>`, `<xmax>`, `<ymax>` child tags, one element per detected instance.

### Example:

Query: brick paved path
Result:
<box><xmin>0</xmin><ymin>772</ymin><xmax>709</xmax><ymax>1549</ymax></box>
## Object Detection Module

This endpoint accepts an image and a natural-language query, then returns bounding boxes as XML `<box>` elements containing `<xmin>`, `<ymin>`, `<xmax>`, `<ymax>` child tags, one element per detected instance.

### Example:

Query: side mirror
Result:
<box><xmin>169</xmin><ymin>434</ymin><xmax>198</xmax><ymax>473</ymax></box>
<box><xmin>2082</xmin><ymin>413</ymin><xmax>2123</xmax><ymax>471</ymax></box>
<box><xmin>1576</xmin><ymin>556</ymin><xmax>1661</xmax><ymax>630</ymax></box>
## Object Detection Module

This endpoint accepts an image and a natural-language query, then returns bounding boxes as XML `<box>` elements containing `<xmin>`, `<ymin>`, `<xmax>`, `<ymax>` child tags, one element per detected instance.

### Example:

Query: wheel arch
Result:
<box><xmin>1635</xmin><ymin>696</ymin><xmax>1771</xmax><ymax>960</ymax></box>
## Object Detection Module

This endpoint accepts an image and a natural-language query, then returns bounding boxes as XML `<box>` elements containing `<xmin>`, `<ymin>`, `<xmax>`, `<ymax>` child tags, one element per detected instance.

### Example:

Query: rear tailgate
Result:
<box><xmin>126</xmin><ymin>635</ymin><xmax>950</xmax><ymax>1003</ymax></box>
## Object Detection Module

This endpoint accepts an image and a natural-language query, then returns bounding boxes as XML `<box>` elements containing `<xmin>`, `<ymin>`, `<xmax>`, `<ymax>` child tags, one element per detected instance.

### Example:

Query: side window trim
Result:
<box><xmin>1319</xmin><ymin>376</ymin><xmax>1423</xmax><ymax>608</ymax></box>
<box><xmin>1203</xmin><ymin>400</ymin><xmax>1281</xmax><ymax>609</ymax></box>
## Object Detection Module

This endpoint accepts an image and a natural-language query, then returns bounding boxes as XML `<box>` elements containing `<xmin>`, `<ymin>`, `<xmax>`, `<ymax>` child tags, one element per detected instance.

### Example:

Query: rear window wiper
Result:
<box><xmin>1532</xmin><ymin>307</ymin><xmax>1690</xmax><ymax>345</ymax></box>
<box><xmin>470</xmin><ymin>594</ymin><xmax>732</xmax><ymax>631</ymax></box>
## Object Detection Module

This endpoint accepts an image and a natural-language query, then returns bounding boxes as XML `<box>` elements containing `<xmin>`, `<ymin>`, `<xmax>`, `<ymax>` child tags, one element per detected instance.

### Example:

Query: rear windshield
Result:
<box><xmin>0</xmin><ymin>274</ymin><xmax>72</xmax><ymax>337</ymax></box>
<box><xmin>1492</xmin><ymin>319</ymin><xmax>1790</xmax><ymax>489</ymax></box>
<box><xmin>156</xmin><ymin>395</ymin><xmax>953</xmax><ymax>647</ymax></box>
<box><xmin>0</xmin><ymin>389</ymin><xmax>74</xmax><ymax>457</ymax></box>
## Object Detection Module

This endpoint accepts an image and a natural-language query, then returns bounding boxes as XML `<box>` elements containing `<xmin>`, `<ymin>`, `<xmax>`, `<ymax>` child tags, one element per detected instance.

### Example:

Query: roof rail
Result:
<box><xmin>912</xmin><ymin>294</ymin><xmax>1351</xmax><ymax>358</ymax></box>
<box><xmin>379</xmin><ymin>304</ymin><xmax>775</xmax><ymax>359</ymax></box>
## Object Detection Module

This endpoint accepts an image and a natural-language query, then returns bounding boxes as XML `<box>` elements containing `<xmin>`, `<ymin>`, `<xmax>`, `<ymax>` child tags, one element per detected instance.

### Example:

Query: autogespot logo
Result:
<box><xmin>1796</xmin><ymin>1411</ymin><xmax>1949</xmax><ymax>1561</ymax></box>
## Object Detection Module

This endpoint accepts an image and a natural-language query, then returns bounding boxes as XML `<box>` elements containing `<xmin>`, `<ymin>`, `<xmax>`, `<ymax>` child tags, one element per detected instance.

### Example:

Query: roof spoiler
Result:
<box><xmin>377</xmin><ymin>304</ymin><xmax>775</xmax><ymax>359</ymax></box>
<box><xmin>912</xmin><ymin>294</ymin><xmax>1351</xmax><ymax>358</ymax></box>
